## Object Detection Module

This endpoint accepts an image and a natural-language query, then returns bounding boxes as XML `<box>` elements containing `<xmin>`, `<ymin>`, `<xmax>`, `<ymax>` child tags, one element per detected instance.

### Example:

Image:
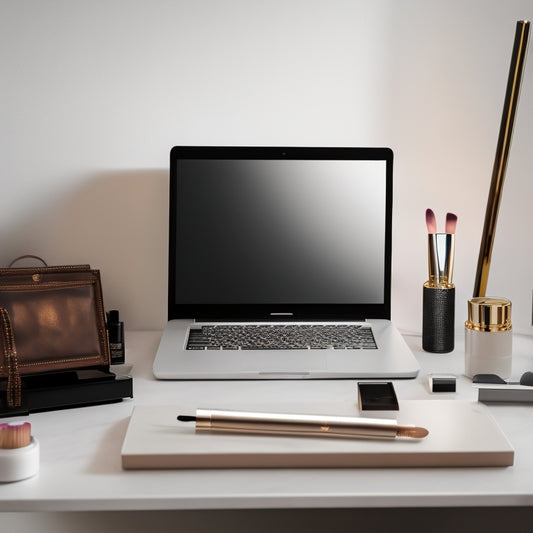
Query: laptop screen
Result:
<box><xmin>168</xmin><ymin>147</ymin><xmax>392</xmax><ymax>320</ymax></box>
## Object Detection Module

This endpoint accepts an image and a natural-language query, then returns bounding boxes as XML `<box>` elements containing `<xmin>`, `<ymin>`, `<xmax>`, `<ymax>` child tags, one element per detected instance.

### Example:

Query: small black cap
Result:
<box><xmin>429</xmin><ymin>374</ymin><xmax>456</xmax><ymax>392</ymax></box>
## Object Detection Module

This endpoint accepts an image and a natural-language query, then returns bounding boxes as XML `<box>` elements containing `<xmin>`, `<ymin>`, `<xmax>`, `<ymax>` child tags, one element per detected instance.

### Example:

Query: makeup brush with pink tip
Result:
<box><xmin>424</xmin><ymin>209</ymin><xmax>457</xmax><ymax>286</ymax></box>
<box><xmin>422</xmin><ymin>208</ymin><xmax>457</xmax><ymax>353</ymax></box>
<box><xmin>425</xmin><ymin>208</ymin><xmax>437</xmax><ymax>234</ymax></box>
<box><xmin>446</xmin><ymin>212</ymin><xmax>457</xmax><ymax>234</ymax></box>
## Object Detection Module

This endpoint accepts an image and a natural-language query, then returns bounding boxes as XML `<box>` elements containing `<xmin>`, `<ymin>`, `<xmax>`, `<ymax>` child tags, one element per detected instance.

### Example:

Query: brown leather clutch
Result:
<box><xmin>0</xmin><ymin>261</ymin><xmax>110</xmax><ymax>407</ymax></box>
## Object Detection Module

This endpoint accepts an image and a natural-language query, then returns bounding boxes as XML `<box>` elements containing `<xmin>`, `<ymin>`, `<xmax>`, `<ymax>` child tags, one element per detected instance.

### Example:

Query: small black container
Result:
<box><xmin>106</xmin><ymin>310</ymin><xmax>125</xmax><ymax>364</ymax></box>
<box><xmin>422</xmin><ymin>284</ymin><xmax>455</xmax><ymax>353</ymax></box>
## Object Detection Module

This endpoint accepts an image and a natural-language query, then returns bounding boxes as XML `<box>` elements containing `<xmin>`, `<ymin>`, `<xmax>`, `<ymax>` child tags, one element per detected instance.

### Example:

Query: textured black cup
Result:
<box><xmin>422</xmin><ymin>285</ymin><xmax>455</xmax><ymax>353</ymax></box>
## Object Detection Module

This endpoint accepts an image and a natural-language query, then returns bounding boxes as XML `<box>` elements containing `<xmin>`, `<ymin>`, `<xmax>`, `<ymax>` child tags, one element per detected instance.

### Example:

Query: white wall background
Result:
<box><xmin>2</xmin><ymin>2</ymin><xmax>533</xmax><ymax>531</ymax></box>
<box><xmin>2</xmin><ymin>0</ymin><xmax>533</xmax><ymax>336</ymax></box>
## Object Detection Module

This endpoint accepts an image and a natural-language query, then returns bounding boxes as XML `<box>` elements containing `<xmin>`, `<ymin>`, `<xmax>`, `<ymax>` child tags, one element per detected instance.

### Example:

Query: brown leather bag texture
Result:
<box><xmin>0</xmin><ymin>262</ymin><xmax>110</xmax><ymax>407</ymax></box>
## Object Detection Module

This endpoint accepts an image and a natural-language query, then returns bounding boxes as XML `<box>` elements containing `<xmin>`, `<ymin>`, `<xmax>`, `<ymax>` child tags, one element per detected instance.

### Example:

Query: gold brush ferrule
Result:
<box><xmin>426</xmin><ymin>233</ymin><xmax>455</xmax><ymax>289</ymax></box>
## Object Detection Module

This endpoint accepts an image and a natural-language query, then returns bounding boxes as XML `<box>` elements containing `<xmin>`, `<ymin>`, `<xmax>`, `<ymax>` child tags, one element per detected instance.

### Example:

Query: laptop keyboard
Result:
<box><xmin>186</xmin><ymin>324</ymin><xmax>377</xmax><ymax>350</ymax></box>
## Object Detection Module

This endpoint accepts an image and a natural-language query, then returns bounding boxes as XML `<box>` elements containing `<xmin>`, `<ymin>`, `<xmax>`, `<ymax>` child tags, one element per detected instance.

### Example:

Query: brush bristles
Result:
<box><xmin>396</xmin><ymin>426</ymin><xmax>429</xmax><ymax>439</ymax></box>
<box><xmin>446</xmin><ymin>212</ymin><xmax>458</xmax><ymax>234</ymax></box>
<box><xmin>425</xmin><ymin>208</ymin><xmax>437</xmax><ymax>234</ymax></box>
<box><xmin>0</xmin><ymin>422</ymin><xmax>32</xmax><ymax>449</ymax></box>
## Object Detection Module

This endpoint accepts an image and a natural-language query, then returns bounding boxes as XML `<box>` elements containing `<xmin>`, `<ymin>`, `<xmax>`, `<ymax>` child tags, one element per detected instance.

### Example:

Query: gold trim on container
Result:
<box><xmin>465</xmin><ymin>297</ymin><xmax>512</xmax><ymax>332</ymax></box>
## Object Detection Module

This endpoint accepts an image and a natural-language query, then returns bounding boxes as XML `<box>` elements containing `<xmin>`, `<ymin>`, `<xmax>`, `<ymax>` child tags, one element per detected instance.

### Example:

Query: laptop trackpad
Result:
<box><xmin>192</xmin><ymin>350</ymin><xmax>327</xmax><ymax>376</ymax></box>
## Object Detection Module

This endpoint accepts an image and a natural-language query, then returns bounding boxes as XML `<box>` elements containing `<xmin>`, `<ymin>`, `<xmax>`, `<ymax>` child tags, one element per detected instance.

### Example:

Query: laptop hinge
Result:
<box><xmin>194</xmin><ymin>317</ymin><xmax>368</xmax><ymax>323</ymax></box>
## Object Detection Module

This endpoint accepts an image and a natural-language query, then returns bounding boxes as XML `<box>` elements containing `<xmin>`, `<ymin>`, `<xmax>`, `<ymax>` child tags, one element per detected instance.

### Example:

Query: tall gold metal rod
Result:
<box><xmin>473</xmin><ymin>20</ymin><xmax>530</xmax><ymax>297</ymax></box>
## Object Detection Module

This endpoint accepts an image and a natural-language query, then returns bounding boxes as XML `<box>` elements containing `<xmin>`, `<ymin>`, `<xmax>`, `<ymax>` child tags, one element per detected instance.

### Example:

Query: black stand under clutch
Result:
<box><xmin>422</xmin><ymin>284</ymin><xmax>455</xmax><ymax>353</ymax></box>
<box><xmin>0</xmin><ymin>370</ymin><xmax>133</xmax><ymax>417</ymax></box>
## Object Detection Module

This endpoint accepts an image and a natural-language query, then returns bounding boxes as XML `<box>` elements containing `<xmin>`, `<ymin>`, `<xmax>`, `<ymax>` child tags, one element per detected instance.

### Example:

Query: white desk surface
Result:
<box><xmin>2</xmin><ymin>330</ymin><xmax>533</xmax><ymax>512</ymax></box>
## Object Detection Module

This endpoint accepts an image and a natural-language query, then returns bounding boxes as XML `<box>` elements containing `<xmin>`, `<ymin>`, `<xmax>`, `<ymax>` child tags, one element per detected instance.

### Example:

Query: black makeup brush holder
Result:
<box><xmin>422</xmin><ymin>285</ymin><xmax>455</xmax><ymax>353</ymax></box>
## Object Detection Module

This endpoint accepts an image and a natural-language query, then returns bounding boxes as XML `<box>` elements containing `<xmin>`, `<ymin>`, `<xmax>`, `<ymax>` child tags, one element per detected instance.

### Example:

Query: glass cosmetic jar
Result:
<box><xmin>465</xmin><ymin>297</ymin><xmax>512</xmax><ymax>379</ymax></box>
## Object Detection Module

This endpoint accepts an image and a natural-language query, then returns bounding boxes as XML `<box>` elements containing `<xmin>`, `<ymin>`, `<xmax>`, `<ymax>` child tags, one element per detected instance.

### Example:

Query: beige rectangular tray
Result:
<box><xmin>121</xmin><ymin>400</ymin><xmax>514</xmax><ymax>469</ymax></box>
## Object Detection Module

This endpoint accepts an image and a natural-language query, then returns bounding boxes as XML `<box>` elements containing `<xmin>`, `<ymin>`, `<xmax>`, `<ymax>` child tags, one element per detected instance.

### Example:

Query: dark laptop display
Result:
<box><xmin>169</xmin><ymin>146</ymin><xmax>392</xmax><ymax>321</ymax></box>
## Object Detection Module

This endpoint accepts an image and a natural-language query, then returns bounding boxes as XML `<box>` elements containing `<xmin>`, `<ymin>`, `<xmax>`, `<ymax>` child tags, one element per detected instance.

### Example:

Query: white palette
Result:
<box><xmin>121</xmin><ymin>400</ymin><xmax>514</xmax><ymax>469</ymax></box>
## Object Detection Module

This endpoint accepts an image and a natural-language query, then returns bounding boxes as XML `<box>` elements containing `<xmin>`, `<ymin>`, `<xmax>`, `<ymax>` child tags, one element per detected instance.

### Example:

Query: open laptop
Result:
<box><xmin>153</xmin><ymin>146</ymin><xmax>419</xmax><ymax>380</ymax></box>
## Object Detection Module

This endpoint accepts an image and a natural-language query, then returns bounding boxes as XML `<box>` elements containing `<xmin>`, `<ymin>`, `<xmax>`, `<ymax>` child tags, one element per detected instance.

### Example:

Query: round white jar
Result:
<box><xmin>464</xmin><ymin>297</ymin><xmax>512</xmax><ymax>379</ymax></box>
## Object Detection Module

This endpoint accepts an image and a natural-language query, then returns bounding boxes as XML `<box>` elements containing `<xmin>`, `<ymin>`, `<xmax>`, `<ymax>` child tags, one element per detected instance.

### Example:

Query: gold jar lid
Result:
<box><xmin>465</xmin><ymin>297</ymin><xmax>512</xmax><ymax>332</ymax></box>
